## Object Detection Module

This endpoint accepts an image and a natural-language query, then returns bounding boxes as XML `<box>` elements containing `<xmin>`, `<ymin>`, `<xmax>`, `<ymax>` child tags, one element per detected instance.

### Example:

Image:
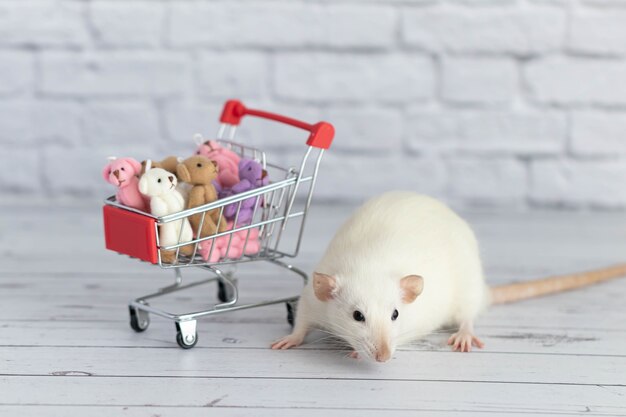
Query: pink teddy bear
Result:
<box><xmin>197</xmin><ymin>221</ymin><xmax>261</xmax><ymax>263</ymax></box>
<box><xmin>102</xmin><ymin>157</ymin><xmax>149</xmax><ymax>212</ymax></box>
<box><xmin>194</xmin><ymin>135</ymin><xmax>241</xmax><ymax>190</ymax></box>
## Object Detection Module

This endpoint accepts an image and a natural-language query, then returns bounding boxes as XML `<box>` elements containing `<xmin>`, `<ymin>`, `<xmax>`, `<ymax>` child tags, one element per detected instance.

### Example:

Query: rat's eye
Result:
<box><xmin>121</xmin><ymin>167</ymin><xmax>125</xmax><ymax>171</ymax></box>
<box><xmin>353</xmin><ymin>310</ymin><xmax>365</xmax><ymax>322</ymax></box>
<box><xmin>157</xmin><ymin>178</ymin><xmax>161</xmax><ymax>183</ymax></box>
<box><xmin>197</xmin><ymin>163</ymin><xmax>202</xmax><ymax>168</ymax></box>
<box><xmin>391</xmin><ymin>309</ymin><xmax>399</xmax><ymax>321</ymax></box>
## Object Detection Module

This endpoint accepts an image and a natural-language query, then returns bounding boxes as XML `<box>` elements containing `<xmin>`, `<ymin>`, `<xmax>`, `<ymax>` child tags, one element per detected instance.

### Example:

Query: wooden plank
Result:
<box><xmin>2</xmin><ymin>321</ymin><xmax>625</xmax><ymax>357</ymax></box>
<box><xmin>1</xmin><ymin>346</ymin><xmax>625</xmax><ymax>385</ymax></box>
<box><xmin>1</xmin><ymin>274</ymin><xmax>624</xmax><ymax>332</ymax></box>
<box><xmin>0</xmin><ymin>376</ymin><xmax>624</xmax><ymax>415</ymax></box>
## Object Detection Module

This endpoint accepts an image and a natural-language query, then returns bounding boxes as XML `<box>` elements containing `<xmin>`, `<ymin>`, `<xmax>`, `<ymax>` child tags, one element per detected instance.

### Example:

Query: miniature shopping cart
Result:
<box><xmin>102</xmin><ymin>99</ymin><xmax>334</xmax><ymax>349</ymax></box>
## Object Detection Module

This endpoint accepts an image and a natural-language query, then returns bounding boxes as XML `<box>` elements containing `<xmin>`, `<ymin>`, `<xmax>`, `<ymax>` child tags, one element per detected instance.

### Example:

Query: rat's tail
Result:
<box><xmin>490</xmin><ymin>263</ymin><xmax>626</xmax><ymax>305</ymax></box>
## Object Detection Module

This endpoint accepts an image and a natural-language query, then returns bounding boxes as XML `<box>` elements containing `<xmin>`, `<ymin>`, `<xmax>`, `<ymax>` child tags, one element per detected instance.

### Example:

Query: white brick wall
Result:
<box><xmin>1</xmin><ymin>0</ymin><xmax>626</xmax><ymax>210</ymax></box>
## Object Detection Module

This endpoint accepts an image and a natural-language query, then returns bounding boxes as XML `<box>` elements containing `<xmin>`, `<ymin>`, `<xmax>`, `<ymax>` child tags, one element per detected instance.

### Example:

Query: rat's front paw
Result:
<box><xmin>271</xmin><ymin>334</ymin><xmax>303</xmax><ymax>350</ymax></box>
<box><xmin>447</xmin><ymin>331</ymin><xmax>484</xmax><ymax>353</ymax></box>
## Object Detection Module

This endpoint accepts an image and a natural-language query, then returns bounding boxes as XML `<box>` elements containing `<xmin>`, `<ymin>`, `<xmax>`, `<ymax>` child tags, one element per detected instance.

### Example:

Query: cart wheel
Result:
<box><xmin>175</xmin><ymin>321</ymin><xmax>198</xmax><ymax>349</ymax></box>
<box><xmin>217</xmin><ymin>278</ymin><xmax>237</xmax><ymax>303</ymax></box>
<box><xmin>129</xmin><ymin>305</ymin><xmax>150</xmax><ymax>332</ymax></box>
<box><xmin>286</xmin><ymin>300</ymin><xmax>297</xmax><ymax>327</ymax></box>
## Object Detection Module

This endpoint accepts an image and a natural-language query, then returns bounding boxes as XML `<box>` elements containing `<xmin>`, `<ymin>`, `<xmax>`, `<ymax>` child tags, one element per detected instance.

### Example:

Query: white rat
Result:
<box><xmin>139</xmin><ymin>163</ymin><xmax>194</xmax><ymax>263</ymax></box>
<box><xmin>272</xmin><ymin>191</ymin><xmax>626</xmax><ymax>361</ymax></box>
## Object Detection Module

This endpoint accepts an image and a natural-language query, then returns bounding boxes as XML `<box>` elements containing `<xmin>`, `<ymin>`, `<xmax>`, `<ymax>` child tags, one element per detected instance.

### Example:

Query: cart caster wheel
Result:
<box><xmin>217</xmin><ymin>278</ymin><xmax>237</xmax><ymax>303</ymax></box>
<box><xmin>175</xmin><ymin>321</ymin><xmax>198</xmax><ymax>349</ymax></box>
<box><xmin>129</xmin><ymin>305</ymin><xmax>150</xmax><ymax>332</ymax></box>
<box><xmin>286</xmin><ymin>300</ymin><xmax>297</xmax><ymax>327</ymax></box>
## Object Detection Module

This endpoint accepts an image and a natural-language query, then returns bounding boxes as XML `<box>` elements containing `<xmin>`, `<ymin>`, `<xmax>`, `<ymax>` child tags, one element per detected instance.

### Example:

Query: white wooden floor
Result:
<box><xmin>1</xmin><ymin>203</ymin><xmax>626</xmax><ymax>416</ymax></box>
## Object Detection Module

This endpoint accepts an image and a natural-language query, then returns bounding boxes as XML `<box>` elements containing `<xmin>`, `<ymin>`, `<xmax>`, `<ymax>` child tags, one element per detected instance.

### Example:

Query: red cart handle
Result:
<box><xmin>219</xmin><ymin>99</ymin><xmax>334</xmax><ymax>150</ymax></box>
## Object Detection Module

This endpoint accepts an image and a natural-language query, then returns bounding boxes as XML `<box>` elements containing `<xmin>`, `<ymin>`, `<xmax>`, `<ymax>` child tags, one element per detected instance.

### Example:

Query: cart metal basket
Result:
<box><xmin>103</xmin><ymin>99</ymin><xmax>334</xmax><ymax>348</ymax></box>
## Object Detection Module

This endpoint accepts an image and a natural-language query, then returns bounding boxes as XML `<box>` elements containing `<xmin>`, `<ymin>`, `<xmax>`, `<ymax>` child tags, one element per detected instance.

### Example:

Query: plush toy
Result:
<box><xmin>197</xmin><ymin>221</ymin><xmax>261</xmax><ymax>262</ymax></box>
<box><xmin>102</xmin><ymin>157</ymin><xmax>149</xmax><ymax>212</ymax></box>
<box><xmin>140</xmin><ymin>156</ymin><xmax>179</xmax><ymax>176</ymax></box>
<box><xmin>220</xmin><ymin>158</ymin><xmax>269</xmax><ymax>226</ymax></box>
<box><xmin>194</xmin><ymin>134</ymin><xmax>241</xmax><ymax>189</ymax></box>
<box><xmin>176</xmin><ymin>155</ymin><xmax>227</xmax><ymax>237</ymax></box>
<box><xmin>141</xmin><ymin>156</ymin><xmax>191</xmax><ymax>203</ymax></box>
<box><xmin>138</xmin><ymin>162</ymin><xmax>194</xmax><ymax>264</ymax></box>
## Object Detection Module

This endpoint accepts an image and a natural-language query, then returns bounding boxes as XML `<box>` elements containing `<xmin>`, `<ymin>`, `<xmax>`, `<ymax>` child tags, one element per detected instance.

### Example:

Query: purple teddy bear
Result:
<box><xmin>221</xmin><ymin>159</ymin><xmax>269</xmax><ymax>226</ymax></box>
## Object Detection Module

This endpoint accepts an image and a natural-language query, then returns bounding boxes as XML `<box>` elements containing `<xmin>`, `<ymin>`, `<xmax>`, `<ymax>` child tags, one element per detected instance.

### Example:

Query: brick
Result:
<box><xmin>162</xmin><ymin>102</ymin><xmax>228</xmax><ymax>146</ymax></box>
<box><xmin>0</xmin><ymin>53</ymin><xmax>33</xmax><ymax>96</ymax></box>
<box><xmin>568</xmin><ymin>10</ymin><xmax>626</xmax><ymax>55</ymax></box>
<box><xmin>83</xmin><ymin>102</ymin><xmax>161</xmax><ymax>146</ymax></box>
<box><xmin>402</xmin><ymin>8</ymin><xmax>565</xmax><ymax>55</ymax></box>
<box><xmin>0</xmin><ymin>1</ymin><xmax>87</xmax><ymax>46</ymax></box>
<box><xmin>313</xmin><ymin>153</ymin><xmax>446</xmax><ymax>202</ymax></box>
<box><xmin>0</xmin><ymin>149</ymin><xmax>40</xmax><ymax>192</ymax></box>
<box><xmin>274</xmin><ymin>54</ymin><xmax>434</xmax><ymax>103</ymax></box>
<box><xmin>197</xmin><ymin>53</ymin><xmax>268</xmax><ymax>99</ymax></box>
<box><xmin>407</xmin><ymin>110</ymin><xmax>566</xmax><ymax>155</ymax></box>
<box><xmin>90</xmin><ymin>1</ymin><xmax>164</xmax><ymax>47</ymax></box>
<box><xmin>39</xmin><ymin>52</ymin><xmax>188</xmax><ymax>98</ymax></box>
<box><xmin>168</xmin><ymin>3</ymin><xmax>396</xmax><ymax>49</ymax></box>
<box><xmin>0</xmin><ymin>101</ymin><xmax>81</xmax><ymax>145</ymax></box>
<box><xmin>530</xmin><ymin>159</ymin><xmax>626</xmax><ymax>208</ymax></box>
<box><xmin>43</xmin><ymin>145</ymin><xmax>150</xmax><ymax>195</ymax></box>
<box><xmin>442</xmin><ymin>57</ymin><xmax>517</xmax><ymax>104</ymax></box>
<box><xmin>320</xmin><ymin>107</ymin><xmax>403</xmax><ymax>152</ymax></box>
<box><xmin>582</xmin><ymin>0</ymin><xmax>626</xmax><ymax>7</ymax></box>
<box><xmin>448</xmin><ymin>157</ymin><xmax>527</xmax><ymax>206</ymax></box>
<box><xmin>571</xmin><ymin>111</ymin><xmax>626</xmax><ymax>156</ymax></box>
<box><xmin>525</xmin><ymin>56</ymin><xmax>626</xmax><ymax>105</ymax></box>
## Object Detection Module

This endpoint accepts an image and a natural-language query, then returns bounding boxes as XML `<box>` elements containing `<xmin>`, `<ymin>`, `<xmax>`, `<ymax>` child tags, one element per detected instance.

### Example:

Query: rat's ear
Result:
<box><xmin>138</xmin><ymin>175</ymin><xmax>149</xmax><ymax>195</ymax></box>
<box><xmin>313</xmin><ymin>272</ymin><xmax>337</xmax><ymax>302</ymax></box>
<box><xmin>400</xmin><ymin>275</ymin><xmax>423</xmax><ymax>304</ymax></box>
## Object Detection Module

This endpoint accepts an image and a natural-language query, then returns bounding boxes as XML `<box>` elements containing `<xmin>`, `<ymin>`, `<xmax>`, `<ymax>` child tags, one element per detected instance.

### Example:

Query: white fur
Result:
<box><xmin>139</xmin><ymin>168</ymin><xmax>193</xmax><ymax>249</ymax></box>
<box><xmin>293</xmin><ymin>192</ymin><xmax>489</xmax><ymax>360</ymax></box>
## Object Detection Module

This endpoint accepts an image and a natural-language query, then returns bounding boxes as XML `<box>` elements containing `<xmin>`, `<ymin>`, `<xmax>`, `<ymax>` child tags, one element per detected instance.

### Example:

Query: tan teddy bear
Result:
<box><xmin>140</xmin><ymin>156</ymin><xmax>179</xmax><ymax>176</ymax></box>
<box><xmin>176</xmin><ymin>155</ymin><xmax>227</xmax><ymax>237</ymax></box>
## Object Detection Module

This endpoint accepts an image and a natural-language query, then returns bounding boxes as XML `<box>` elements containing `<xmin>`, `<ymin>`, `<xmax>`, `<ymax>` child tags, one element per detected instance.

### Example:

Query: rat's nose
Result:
<box><xmin>113</xmin><ymin>170</ymin><xmax>120</xmax><ymax>179</ymax></box>
<box><xmin>375</xmin><ymin>342</ymin><xmax>391</xmax><ymax>362</ymax></box>
<box><xmin>168</xmin><ymin>175</ymin><xmax>174</xmax><ymax>183</ymax></box>
<box><xmin>375</xmin><ymin>352</ymin><xmax>391</xmax><ymax>362</ymax></box>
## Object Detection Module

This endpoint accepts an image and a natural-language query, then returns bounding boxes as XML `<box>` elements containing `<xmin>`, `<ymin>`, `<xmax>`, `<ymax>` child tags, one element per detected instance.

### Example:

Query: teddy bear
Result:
<box><xmin>140</xmin><ymin>156</ymin><xmax>179</xmax><ymax>176</ymax></box>
<box><xmin>176</xmin><ymin>155</ymin><xmax>228</xmax><ymax>238</ymax></box>
<box><xmin>220</xmin><ymin>158</ymin><xmax>269</xmax><ymax>226</ymax></box>
<box><xmin>141</xmin><ymin>156</ymin><xmax>191</xmax><ymax>203</ymax></box>
<box><xmin>102</xmin><ymin>157</ymin><xmax>149</xmax><ymax>212</ymax></box>
<box><xmin>197</xmin><ymin>221</ymin><xmax>261</xmax><ymax>262</ymax></box>
<box><xmin>194</xmin><ymin>134</ymin><xmax>241</xmax><ymax>190</ymax></box>
<box><xmin>138</xmin><ymin>162</ymin><xmax>194</xmax><ymax>264</ymax></box>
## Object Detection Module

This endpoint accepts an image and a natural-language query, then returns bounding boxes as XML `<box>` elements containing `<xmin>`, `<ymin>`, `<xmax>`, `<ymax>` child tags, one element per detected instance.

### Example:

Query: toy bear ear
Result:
<box><xmin>102</xmin><ymin>164</ymin><xmax>112</xmax><ymax>181</ymax></box>
<box><xmin>210</xmin><ymin>160</ymin><xmax>219</xmax><ymax>172</ymax></box>
<box><xmin>176</xmin><ymin>163</ymin><xmax>191</xmax><ymax>183</ymax></box>
<box><xmin>138</xmin><ymin>175</ymin><xmax>149</xmax><ymax>195</ymax></box>
<box><xmin>124</xmin><ymin>158</ymin><xmax>142</xmax><ymax>175</ymax></box>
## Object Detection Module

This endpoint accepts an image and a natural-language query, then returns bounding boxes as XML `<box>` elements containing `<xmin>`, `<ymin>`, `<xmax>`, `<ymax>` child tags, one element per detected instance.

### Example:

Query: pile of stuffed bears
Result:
<box><xmin>102</xmin><ymin>135</ymin><xmax>269</xmax><ymax>264</ymax></box>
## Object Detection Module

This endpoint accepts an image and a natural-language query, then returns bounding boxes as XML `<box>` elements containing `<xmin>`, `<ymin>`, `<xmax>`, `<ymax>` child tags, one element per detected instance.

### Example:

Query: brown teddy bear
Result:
<box><xmin>177</xmin><ymin>155</ymin><xmax>227</xmax><ymax>237</ymax></box>
<box><xmin>140</xmin><ymin>156</ymin><xmax>179</xmax><ymax>175</ymax></box>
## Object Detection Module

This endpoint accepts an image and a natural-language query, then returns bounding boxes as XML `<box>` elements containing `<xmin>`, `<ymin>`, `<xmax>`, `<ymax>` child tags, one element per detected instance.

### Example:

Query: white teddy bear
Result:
<box><xmin>139</xmin><ymin>161</ymin><xmax>194</xmax><ymax>263</ymax></box>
